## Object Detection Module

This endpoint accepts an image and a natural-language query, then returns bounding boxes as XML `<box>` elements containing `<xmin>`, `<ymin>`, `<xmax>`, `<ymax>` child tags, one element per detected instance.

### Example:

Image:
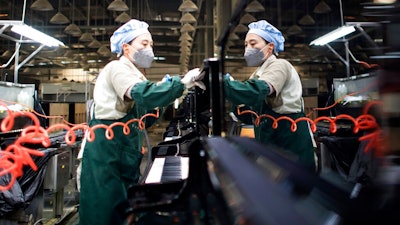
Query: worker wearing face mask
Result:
<box><xmin>78</xmin><ymin>19</ymin><xmax>203</xmax><ymax>225</ymax></box>
<box><xmin>224</xmin><ymin>20</ymin><xmax>316</xmax><ymax>171</ymax></box>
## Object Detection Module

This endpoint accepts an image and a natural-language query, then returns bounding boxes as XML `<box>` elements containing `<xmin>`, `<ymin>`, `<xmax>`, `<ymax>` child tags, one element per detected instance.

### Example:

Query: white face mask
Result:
<box><xmin>133</xmin><ymin>48</ymin><xmax>154</xmax><ymax>68</ymax></box>
<box><xmin>243</xmin><ymin>44</ymin><xmax>269</xmax><ymax>67</ymax></box>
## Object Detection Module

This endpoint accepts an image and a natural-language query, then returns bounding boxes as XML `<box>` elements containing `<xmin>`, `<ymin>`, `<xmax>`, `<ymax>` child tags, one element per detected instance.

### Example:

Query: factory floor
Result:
<box><xmin>42</xmin><ymin>120</ymin><xmax>169</xmax><ymax>225</ymax></box>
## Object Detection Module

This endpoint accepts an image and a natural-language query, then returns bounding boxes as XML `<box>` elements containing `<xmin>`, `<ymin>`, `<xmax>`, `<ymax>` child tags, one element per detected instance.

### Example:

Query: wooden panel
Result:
<box><xmin>303</xmin><ymin>96</ymin><xmax>318</xmax><ymax>121</ymax></box>
<box><xmin>74</xmin><ymin>103</ymin><xmax>87</xmax><ymax>124</ymax></box>
<box><xmin>49</xmin><ymin>103</ymin><xmax>69</xmax><ymax>132</ymax></box>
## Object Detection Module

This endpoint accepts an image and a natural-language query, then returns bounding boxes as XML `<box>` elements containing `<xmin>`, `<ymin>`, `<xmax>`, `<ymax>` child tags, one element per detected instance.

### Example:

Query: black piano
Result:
<box><xmin>118</xmin><ymin>0</ymin><xmax>400</xmax><ymax>219</ymax></box>
<box><xmin>124</xmin><ymin>134</ymin><xmax>400</xmax><ymax>225</ymax></box>
<box><xmin>116</xmin><ymin>54</ymin><xmax>400</xmax><ymax>224</ymax></box>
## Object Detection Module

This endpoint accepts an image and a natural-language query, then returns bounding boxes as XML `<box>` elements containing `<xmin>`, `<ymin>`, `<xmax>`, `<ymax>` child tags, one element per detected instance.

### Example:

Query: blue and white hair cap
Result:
<box><xmin>110</xmin><ymin>19</ymin><xmax>150</xmax><ymax>55</ymax></box>
<box><xmin>247</xmin><ymin>20</ymin><xmax>285</xmax><ymax>54</ymax></box>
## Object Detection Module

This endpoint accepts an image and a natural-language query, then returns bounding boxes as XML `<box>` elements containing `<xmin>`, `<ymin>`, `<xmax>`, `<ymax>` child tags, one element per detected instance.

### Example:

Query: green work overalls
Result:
<box><xmin>79</xmin><ymin>77</ymin><xmax>185</xmax><ymax>225</ymax></box>
<box><xmin>225</xmin><ymin>77</ymin><xmax>316</xmax><ymax>171</ymax></box>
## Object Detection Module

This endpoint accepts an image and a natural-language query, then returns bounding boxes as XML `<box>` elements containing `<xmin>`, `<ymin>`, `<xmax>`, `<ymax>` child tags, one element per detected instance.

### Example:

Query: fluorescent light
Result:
<box><xmin>11</xmin><ymin>24</ymin><xmax>64</xmax><ymax>47</ymax></box>
<box><xmin>154</xmin><ymin>56</ymin><xmax>166</xmax><ymax>61</ymax></box>
<box><xmin>310</xmin><ymin>25</ymin><xmax>356</xmax><ymax>46</ymax></box>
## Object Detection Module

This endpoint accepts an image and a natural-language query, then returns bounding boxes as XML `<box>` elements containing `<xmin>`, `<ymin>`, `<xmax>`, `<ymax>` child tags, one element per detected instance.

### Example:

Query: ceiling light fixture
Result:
<box><xmin>180</xmin><ymin>46</ymin><xmax>191</xmax><ymax>52</ymax></box>
<box><xmin>179</xmin><ymin>40</ymin><xmax>192</xmax><ymax>47</ymax></box>
<box><xmin>179</xmin><ymin>12</ymin><xmax>197</xmax><ymax>24</ymax></box>
<box><xmin>23</xmin><ymin>67</ymin><xmax>31</xmax><ymax>73</ymax></box>
<box><xmin>313</xmin><ymin>0</ymin><xmax>331</xmax><ymax>14</ymax></box>
<box><xmin>107</xmin><ymin>0</ymin><xmax>129</xmax><ymax>11</ymax></box>
<box><xmin>1</xmin><ymin>50</ymin><xmax>13</xmax><ymax>58</ymax></box>
<box><xmin>65</xmin><ymin>0</ymin><xmax>81</xmax><ymax>36</ymax></box>
<box><xmin>79</xmin><ymin>32</ymin><xmax>94</xmax><ymax>42</ymax></box>
<box><xmin>88</xmin><ymin>39</ymin><xmax>102</xmax><ymax>48</ymax></box>
<box><xmin>233</xmin><ymin>23</ymin><xmax>248</xmax><ymax>33</ymax></box>
<box><xmin>65</xmin><ymin>23</ymin><xmax>82</xmax><ymax>36</ymax></box>
<box><xmin>63</xmin><ymin>50</ymin><xmax>74</xmax><ymax>57</ymax></box>
<box><xmin>11</xmin><ymin>24</ymin><xmax>64</xmax><ymax>47</ymax></box>
<box><xmin>50</xmin><ymin>0</ymin><xmax>70</xmax><ymax>24</ymax></box>
<box><xmin>245</xmin><ymin>0</ymin><xmax>265</xmax><ymax>13</ymax></box>
<box><xmin>298</xmin><ymin>14</ymin><xmax>315</xmax><ymax>26</ymax></box>
<box><xmin>115</xmin><ymin>12</ymin><xmax>131</xmax><ymax>23</ymax></box>
<box><xmin>286</xmin><ymin>24</ymin><xmax>303</xmax><ymax>36</ymax></box>
<box><xmin>310</xmin><ymin>25</ymin><xmax>357</xmax><ymax>77</ymax></box>
<box><xmin>373</xmin><ymin>0</ymin><xmax>396</xmax><ymax>3</ymax></box>
<box><xmin>97</xmin><ymin>46</ymin><xmax>112</xmax><ymax>57</ymax></box>
<box><xmin>50</xmin><ymin>12</ymin><xmax>70</xmax><ymax>24</ymax></box>
<box><xmin>179</xmin><ymin>32</ymin><xmax>193</xmax><ymax>41</ymax></box>
<box><xmin>178</xmin><ymin>0</ymin><xmax>198</xmax><ymax>12</ymax></box>
<box><xmin>180</xmin><ymin>23</ymin><xmax>195</xmax><ymax>33</ymax></box>
<box><xmin>240</xmin><ymin>13</ymin><xmax>257</xmax><ymax>24</ymax></box>
<box><xmin>30</xmin><ymin>0</ymin><xmax>54</xmax><ymax>11</ymax></box>
<box><xmin>310</xmin><ymin>25</ymin><xmax>356</xmax><ymax>46</ymax></box>
<box><xmin>228</xmin><ymin>33</ymin><xmax>240</xmax><ymax>40</ymax></box>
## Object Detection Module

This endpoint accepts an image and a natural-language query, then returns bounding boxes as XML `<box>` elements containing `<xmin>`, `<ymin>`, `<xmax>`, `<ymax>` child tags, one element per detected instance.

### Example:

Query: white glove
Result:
<box><xmin>181</xmin><ymin>68</ymin><xmax>206</xmax><ymax>90</ymax></box>
<box><xmin>181</xmin><ymin>68</ymin><xmax>200</xmax><ymax>84</ymax></box>
<box><xmin>225</xmin><ymin>73</ymin><xmax>234</xmax><ymax>81</ymax></box>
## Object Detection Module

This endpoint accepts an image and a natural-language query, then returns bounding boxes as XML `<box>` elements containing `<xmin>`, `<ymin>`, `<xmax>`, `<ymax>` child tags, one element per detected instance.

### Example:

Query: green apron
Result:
<box><xmin>79</xmin><ymin>77</ymin><xmax>185</xmax><ymax>225</ymax></box>
<box><xmin>79</xmin><ymin>106</ymin><xmax>144</xmax><ymax>225</ymax></box>
<box><xmin>255</xmin><ymin>103</ymin><xmax>316</xmax><ymax>171</ymax></box>
<box><xmin>225</xmin><ymin>78</ymin><xmax>316</xmax><ymax>171</ymax></box>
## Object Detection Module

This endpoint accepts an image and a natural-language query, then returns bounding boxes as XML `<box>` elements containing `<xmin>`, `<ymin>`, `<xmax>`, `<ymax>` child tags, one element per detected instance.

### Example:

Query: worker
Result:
<box><xmin>78</xmin><ymin>19</ymin><xmax>203</xmax><ymax>225</ymax></box>
<box><xmin>224</xmin><ymin>20</ymin><xmax>316</xmax><ymax>171</ymax></box>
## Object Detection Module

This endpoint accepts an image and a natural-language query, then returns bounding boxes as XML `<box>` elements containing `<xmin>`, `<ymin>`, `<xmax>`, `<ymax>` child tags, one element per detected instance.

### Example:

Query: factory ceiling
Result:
<box><xmin>0</xmin><ymin>0</ymin><xmax>389</xmax><ymax>82</ymax></box>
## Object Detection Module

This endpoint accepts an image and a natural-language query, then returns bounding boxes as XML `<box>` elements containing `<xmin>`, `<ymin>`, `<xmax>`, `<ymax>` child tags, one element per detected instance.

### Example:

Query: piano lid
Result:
<box><xmin>201</xmin><ymin>136</ymin><xmax>380</xmax><ymax>225</ymax></box>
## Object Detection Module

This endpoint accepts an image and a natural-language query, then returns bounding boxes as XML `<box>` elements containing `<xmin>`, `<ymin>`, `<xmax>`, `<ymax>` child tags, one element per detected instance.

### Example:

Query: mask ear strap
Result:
<box><xmin>266</xmin><ymin>42</ymin><xmax>274</xmax><ymax>52</ymax></box>
<box><xmin>261</xmin><ymin>43</ymin><xmax>273</xmax><ymax>58</ymax></box>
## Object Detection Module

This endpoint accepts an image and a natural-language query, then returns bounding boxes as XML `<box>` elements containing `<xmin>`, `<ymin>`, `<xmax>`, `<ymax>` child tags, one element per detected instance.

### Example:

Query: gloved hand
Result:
<box><xmin>181</xmin><ymin>68</ymin><xmax>206</xmax><ymax>90</ymax></box>
<box><xmin>225</xmin><ymin>73</ymin><xmax>234</xmax><ymax>81</ymax></box>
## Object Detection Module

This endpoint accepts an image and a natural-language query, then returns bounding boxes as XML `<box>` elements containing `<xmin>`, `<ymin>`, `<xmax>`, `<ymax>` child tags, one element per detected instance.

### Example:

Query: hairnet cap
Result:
<box><xmin>247</xmin><ymin>20</ymin><xmax>285</xmax><ymax>54</ymax></box>
<box><xmin>110</xmin><ymin>19</ymin><xmax>150</xmax><ymax>55</ymax></box>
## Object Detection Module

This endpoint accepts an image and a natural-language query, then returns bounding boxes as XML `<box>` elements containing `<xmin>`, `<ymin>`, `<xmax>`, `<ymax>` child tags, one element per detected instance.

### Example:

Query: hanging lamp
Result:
<box><xmin>180</xmin><ymin>23</ymin><xmax>195</xmax><ymax>33</ymax></box>
<box><xmin>233</xmin><ymin>24</ymin><xmax>248</xmax><ymax>33</ymax></box>
<box><xmin>313</xmin><ymin>0</ymin><xmax>331</xmax><ymax>14</ymax></box>
<box><xmin>50</xmin><ymin>12</ymin><xmax>70</xmax><ymax>24</ymax></box>
<box><xmin>97</xmin><ymin>46</ymin><xmax>112</xmax><ymax>57</ymax></box>
<box><xmin>1</xmin><ymin>50</ymin><xmax>13</xmax><ymax>58</ymax></box>
<box><xmin>240</xmin><ymin>13</ymin><xmax>257</xmax><ymax>24</ymax></box>
<box><xmin>107</xmin><ymin>0</ymin><xmax>129</xmax><ymax>11</ymax></box>
<box><xmin>115</xmin><ymin>12</ymin><xmax>131</xmax><ymax>23</ymax></box>
<box><xmin>80</xmin><ymin>32</ymin><xmax>95</xmax><ymax>42</ymax></box>
<box><xmin>50</xmin><ymin>0</ymin><xmax>70</xmax><ymax>24</ymax></box>
<box><xmin>88</xmin><ymin>40</ymin><xmax>102</xmax><ymax>48</ymax></box>
<box><xmin>179</xmin><ymin>12</ymin><xmax>197</xmax><ymax>24</ymax></box>
<box><xmin>228</xmin><ymin>32</ymin><xmax>240</xmax><ymax>40</ymax></box>
<box><xmin>299</xmin><ymin>14</ymin><xmax>315</xmax><ymax>26</ymax></box>
<box><xmin>65</xmin><ymin>23</ymin><xmax>82</xmax><ymax>36</ymax></box>
<box><xmin>30</xmin><ymin>0</ymin><xmax>54</xmax><ymax>11</ymax></box>
<box><xmin>179</xmin><ymin>32</ymin><xmax>193</xmax><ymax>41</ymax></box>
<box><xmin>245</xmin><ymin>0</ymin><xmax>265</xmax><ymax>13</ymax></box>
<box><xmin>64</xmin><ymin>0</ymin><xmax>81</xmax><ymax>36</ymax></box>
<box><xmin>178</xmin><ymin>0</ymin><xmax>198</xmax><ymax>12</ymax></box>
<box><xmin>286</xmin><ymin>25</ymin><xmax>303</xmax><ymax>36</ymax></box>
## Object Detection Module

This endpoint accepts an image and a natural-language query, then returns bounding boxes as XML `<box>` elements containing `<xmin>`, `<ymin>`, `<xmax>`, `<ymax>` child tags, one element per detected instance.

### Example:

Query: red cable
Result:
<box><xmin>236</xmin><ymin>100</ymin><xmax>384</xmax><ymax>155</ymax></box>
<box><xmin>0</xmin><ymin>103</ymin><xmax>160</xmax><ymax>191</ymax></box>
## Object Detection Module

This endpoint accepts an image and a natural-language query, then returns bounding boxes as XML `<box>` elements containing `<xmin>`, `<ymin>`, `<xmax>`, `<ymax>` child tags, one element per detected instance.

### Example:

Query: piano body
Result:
<box><xmin>121</xmin><ymin>1</ymin><xmax>400</xmax><ymax>220</ymax></box>
<box><xmin>127</xmin><ymin>135</ymin><xmax>400</xmax><ymax>225</ymax></box>
<box><xmin>120</xmin><ymin>55</ymin><xmax>400</xmax><ymax>224</ymax></box>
